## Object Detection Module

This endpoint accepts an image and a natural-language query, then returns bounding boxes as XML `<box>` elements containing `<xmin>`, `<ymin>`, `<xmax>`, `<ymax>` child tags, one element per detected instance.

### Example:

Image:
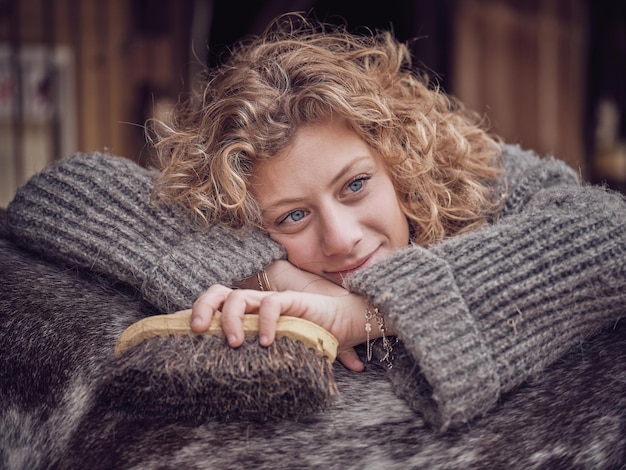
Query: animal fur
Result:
<box><xmin>1</xmin><ymin>210</ymin><xmax>625</xmax><ymax>469</ymax></box>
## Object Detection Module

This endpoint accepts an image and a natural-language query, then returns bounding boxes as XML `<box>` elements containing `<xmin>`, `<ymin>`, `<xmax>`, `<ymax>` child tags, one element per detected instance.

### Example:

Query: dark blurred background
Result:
<box><xmin>0</xmin><ymin>0</ymin><xmax>624</xmax><ymax>207</ymax></box>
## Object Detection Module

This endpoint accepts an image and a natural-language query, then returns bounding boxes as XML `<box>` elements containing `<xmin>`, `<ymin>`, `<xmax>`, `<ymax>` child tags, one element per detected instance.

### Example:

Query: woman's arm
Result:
<box><xmin>344</xmin><ymin>145</ymin><xmax>626</xmax><ymax>430</ymax></box>
<box><xmin>235</xmin><ymin>259</ymin><xmax>349</xmax><ymax>296</ymax></box>
<box><xmin>7</xmin><ymin>152</ymin><xmax>286</xmax><ymax>312</ymax></box>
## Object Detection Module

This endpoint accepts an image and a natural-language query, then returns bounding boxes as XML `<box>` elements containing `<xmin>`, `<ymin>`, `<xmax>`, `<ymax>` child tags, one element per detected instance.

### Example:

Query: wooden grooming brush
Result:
<box><xmin>99</xmin><ymin>312</ymin><xmax>339</xmax><ymax>422</ymax></box>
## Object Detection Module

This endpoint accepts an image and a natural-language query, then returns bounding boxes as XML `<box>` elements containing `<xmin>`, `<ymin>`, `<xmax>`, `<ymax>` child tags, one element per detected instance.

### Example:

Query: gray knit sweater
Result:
<box><xmin>7</xmin><ymin>144</ymin><xmax>626</xmax><ymax>431</ymax></box>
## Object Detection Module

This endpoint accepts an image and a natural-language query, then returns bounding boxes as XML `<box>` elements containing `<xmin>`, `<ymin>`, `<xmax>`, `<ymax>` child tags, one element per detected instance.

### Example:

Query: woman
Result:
<box><xmin>152</xmin><ymin>14</ymin><xmax>504</xmax><ymax>373</ymax></box>
<box><xmin>7</xmin><ymin>14</ymin><xmax>626</xmax><ymax>430</ymax></box>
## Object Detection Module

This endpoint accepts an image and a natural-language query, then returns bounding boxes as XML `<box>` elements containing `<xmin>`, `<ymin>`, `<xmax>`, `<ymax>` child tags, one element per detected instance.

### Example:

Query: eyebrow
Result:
<box><xmin>263</xmin><ymin>155</ymin><xmax>373</xmax><ymax>212</ymax></box>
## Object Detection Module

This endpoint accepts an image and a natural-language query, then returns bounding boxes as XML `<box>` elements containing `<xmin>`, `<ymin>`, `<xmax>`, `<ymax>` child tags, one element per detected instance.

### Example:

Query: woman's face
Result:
<box><xmin>252</xmin><ymin>119</ymin><xmax>409</xmax><ymax>285</ymax></box>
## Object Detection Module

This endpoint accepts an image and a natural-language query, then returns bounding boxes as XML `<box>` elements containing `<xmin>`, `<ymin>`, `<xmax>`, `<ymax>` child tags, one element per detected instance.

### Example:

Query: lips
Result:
<box><xmin>325</xmin><ymin>250</ymin><xmax>377</xmax><ymax>281</ymax></box>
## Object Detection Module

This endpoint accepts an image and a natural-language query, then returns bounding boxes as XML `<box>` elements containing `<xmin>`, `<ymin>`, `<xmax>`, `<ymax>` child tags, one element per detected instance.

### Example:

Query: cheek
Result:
<box><xmin>391</xmin><ymin>207</ymin><xmax>410</xmax><ymax>247</ymax></box>
<box><xmin>269</xmin><ymin>233</ymin><xmax>323</xmax><ymax>273</ymax></box>
<box><xmin>377</xmin><ymin>189</ymin><xmax>409</xmax><ymax>247</ymax></box>
<box><xmin>394</xmin><ymin>214</ymin><xmax>410</xmax><ymax>247</ymax></box>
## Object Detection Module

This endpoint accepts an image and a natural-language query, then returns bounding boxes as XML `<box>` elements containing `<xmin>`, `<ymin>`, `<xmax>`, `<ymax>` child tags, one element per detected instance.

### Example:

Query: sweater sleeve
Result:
<box><xmin>344</xmin><ymin>145</ymin><xmax>626</xmax><ymax>431</ymax></box>
<box><xmin>7</xmin><ymin>152</ymin><xmax>286</xmax><ymax>312</ymax></box>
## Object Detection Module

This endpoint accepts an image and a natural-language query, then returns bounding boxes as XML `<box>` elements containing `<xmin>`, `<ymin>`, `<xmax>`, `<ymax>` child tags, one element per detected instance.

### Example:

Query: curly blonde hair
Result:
<box><xmin>150</xmin><ymin>13</ymin><xmax>503</xmax><ymax>246</ymax></box>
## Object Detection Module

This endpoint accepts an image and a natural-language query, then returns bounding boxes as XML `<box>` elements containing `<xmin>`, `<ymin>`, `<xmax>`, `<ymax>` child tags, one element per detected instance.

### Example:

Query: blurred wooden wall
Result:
<box><xmin>66</xmin><ymin>0</ymin><xmax>193</xmax><ymax>164</ymax></box>
<box><xmin>453</xmin><ymin>0</ymin><xmax>588</xmax><ymax>176</ymax></box>
<box><xmin>1</xmin><ymin>0</ymin><xmax>616</xmax><ymax>208</ymax></box>
<box><xmin>0</xmin><ymin>0</ymin><xmax>192</xmax><ymax>167</ymax></box>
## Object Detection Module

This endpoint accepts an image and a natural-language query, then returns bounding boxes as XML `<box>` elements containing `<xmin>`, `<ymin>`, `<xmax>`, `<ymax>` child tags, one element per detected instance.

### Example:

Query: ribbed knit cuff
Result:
<box><xmin>345</xmin><ymin>246</ymin><xmax>501</xmax><ymax>430</ymax></box>
<box><xmin>346</xmin><ymin>183</ymin><xmax>626</xmax><ymax>431</ymax></box>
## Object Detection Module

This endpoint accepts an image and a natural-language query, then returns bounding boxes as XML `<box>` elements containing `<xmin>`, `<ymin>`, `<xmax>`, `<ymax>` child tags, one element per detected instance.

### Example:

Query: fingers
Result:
<box><xmin>219</xmin><ymin>289</ymin><xmax>264</xmax><ymax>347</ymax></box>
<box><xmin>255</xmin><ymin>294</ymin><xmax>283</xmax><ymax>347</ymax></box>
<box><xmin>337</xmin><ymin>348</ymin><xmax>365</xmax><ymax>372</ymax></box>
<box><xmin>221</xmin><ymin>291</ymin><xmax>285</xmax><ymax>347</ymax></box>
<box><xmin>193</xmin><ymin>285</ymin><xmax>270</xmax><ymax>347</ymax></box>
<box><xmin>192</xmin><ymin>287</ymin><xmax>363</xmax><ymax>371</ymax></box>
<box><xmin>191</xmin><ymin>284</ymin><xmax>232</xmax><ymax>332</ymax></box>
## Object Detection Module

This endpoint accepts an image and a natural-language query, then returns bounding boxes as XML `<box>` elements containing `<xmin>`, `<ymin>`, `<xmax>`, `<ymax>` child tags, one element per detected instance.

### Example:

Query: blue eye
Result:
<box><xmin>287</xmin><ymin>209</ymin><xmax>306</xmax><ymax>222</ymax></box>
<box><xmin>276</xmin><ymin>208</ymin><xmax>308</xmax><ymax>226</ymax></box>
<box><xmin>348</xmin><ymin>178</ymin><xmax>365</xmax><ymax>192</ymax></box>
<box><xmin>278</xmin><ymin>209</ymin><xmax>306</xmax><ymax>225</ymax></box>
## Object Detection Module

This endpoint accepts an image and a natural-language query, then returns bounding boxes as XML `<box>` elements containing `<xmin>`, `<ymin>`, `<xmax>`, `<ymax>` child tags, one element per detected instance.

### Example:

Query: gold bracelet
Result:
<box><xmin>256</xmin><ymin>269</ymin><xmax>272</xmax><ymax>291</ymax></box>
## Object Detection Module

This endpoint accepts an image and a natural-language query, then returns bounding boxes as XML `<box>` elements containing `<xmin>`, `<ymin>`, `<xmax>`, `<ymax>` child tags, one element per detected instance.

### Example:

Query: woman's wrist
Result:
<box><xmin>264</xmin><ymin>260</ymin><xmax>348</xmax><ymax>296</ymax></box>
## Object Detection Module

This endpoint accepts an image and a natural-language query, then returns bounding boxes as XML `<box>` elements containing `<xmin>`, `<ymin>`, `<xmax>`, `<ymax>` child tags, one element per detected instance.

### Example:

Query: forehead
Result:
<box><xmin>251</xmin><ymin>120</ymin><xmax>379</xmax><ymax>201</ymax></box>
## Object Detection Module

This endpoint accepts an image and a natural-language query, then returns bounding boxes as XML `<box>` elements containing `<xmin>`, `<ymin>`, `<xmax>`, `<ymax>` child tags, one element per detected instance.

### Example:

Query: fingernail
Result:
<box><xmin>228</xmin><ymin>334</ymin><xmax>237</xmax><ymax>345</ymax></box>
<box><xmin>191</xmin><ymin>317</ymin><xmax>203</xmax><ymax>330</ymax></box>
<box><xmin>259</xmin><ymin>335</ymin><xmax>269</xmax><ymax>346</ymax></box>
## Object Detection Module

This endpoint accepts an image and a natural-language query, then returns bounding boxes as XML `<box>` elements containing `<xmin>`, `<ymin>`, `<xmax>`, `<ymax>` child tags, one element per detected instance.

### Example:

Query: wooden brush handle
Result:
<box><xmin>115</xmin><ymin>312</ymin><xmax>338</xmax><ymax>362</ymax></box>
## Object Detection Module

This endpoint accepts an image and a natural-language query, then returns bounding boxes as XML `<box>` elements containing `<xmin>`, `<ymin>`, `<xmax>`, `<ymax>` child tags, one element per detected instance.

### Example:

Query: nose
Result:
<box><xmin>318</xmin><ymin>203</ymin><xmax>363</xmax><ymax>257</ymax></box>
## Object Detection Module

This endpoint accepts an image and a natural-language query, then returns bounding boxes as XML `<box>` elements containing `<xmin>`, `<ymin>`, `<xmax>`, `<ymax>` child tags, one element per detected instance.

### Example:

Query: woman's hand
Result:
<box><xmin>191</xmin><ymin>285</ymin><xmax>370</xmax><ymax>371</ymax></box>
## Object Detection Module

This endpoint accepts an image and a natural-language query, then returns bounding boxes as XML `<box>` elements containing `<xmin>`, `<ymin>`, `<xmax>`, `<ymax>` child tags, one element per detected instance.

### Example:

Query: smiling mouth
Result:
<box><xmin>327</xmin><ymin>253</ymin><xmax>375</xmax><ymax>280</ymax></box>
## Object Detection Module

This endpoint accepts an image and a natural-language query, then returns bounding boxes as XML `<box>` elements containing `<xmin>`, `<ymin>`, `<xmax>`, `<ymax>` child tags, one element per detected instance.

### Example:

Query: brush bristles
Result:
<box><xmin>99</xmin><ymin>334</ymin><xmax>338</xmax><ymax>422</ymax></box>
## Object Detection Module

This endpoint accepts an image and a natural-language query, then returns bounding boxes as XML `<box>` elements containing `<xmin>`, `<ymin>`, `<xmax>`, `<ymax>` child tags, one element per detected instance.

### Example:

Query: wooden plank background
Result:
<box><xmin>0</xmin><ymin>0</ymin><xmax>599</xmax><ymax>207</ymax></box>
